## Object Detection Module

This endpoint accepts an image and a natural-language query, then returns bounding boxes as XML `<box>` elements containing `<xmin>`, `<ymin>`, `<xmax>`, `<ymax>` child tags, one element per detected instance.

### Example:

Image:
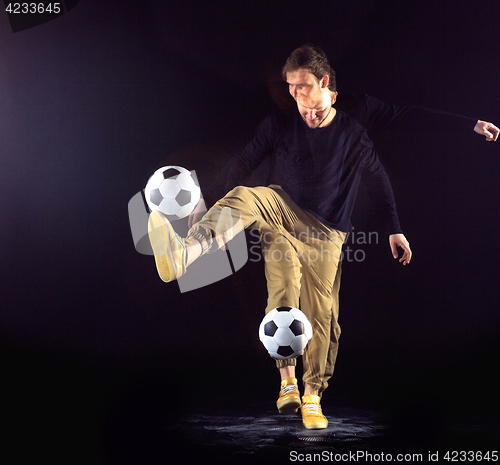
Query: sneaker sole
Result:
<box><xmin>148</xmin><ymin>211</ymin><xmax>176</xmax><ymax>282</ymax></box>
<box><xmin>277</xmin><ymin>396</ymin><xmax>301</xmax><ymax>414</ymax></box>
<box><xmin>304</xmin><ymin>422</ymin><xmax>328</xmax><ymax>430</ymax></box>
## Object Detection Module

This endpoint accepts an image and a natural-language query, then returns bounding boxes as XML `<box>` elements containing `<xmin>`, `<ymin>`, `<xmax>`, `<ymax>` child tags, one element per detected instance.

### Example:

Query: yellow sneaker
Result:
<box><xmin>276</xmin><ymin>377</ymin><xmax>301</xmax><ymax>414</ymax></box>
<box><xmin>147</xmin><ymin>210</ymin><xmax>188</xmax><ymax>282</ymax></box>
<box><xmin>300</xmin><ymin>395</ymin><xmax>328</xmax><ymax>429</ymax></box>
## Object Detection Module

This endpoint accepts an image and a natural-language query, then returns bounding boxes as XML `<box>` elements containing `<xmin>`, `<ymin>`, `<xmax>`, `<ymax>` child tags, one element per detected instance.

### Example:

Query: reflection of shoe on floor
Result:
<box><xmin>300</xmin><ymin>395</ymin><xmax>328</xmax><ymax>429</ymax></box>
<box><xmin>276</xmin><ymin>377</ymin><xmax>301</xmax><ymax>414</ymax></box>
<box><xmin>147</xmin><ymin>211</ymin><xmax>187</xmax><ymax>282</ymax></box>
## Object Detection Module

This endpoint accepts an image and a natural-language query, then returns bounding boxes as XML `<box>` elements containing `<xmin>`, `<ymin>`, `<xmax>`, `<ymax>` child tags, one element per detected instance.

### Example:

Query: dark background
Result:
<box><xmin>1</xmin><ymin>0</ymin><xmax>499</xmax><ymax>463</ymax></box>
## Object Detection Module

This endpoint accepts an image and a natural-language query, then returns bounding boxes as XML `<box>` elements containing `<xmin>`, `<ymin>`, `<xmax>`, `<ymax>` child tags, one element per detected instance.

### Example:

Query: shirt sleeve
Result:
<box><xmin>337</xmin><ymin>93</ymin><xmax>477</xmax><ymax>134</ymax></box>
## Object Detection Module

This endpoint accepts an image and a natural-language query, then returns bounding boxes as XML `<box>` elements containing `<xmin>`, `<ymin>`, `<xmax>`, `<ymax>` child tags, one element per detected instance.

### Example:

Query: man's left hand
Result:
<box><xmin>474</xmin><ymin>120</ymin><xmax>499</xmax><ymax>141</ymax></box>
<box><xmin>389</xmin><ymin>233</ymin><xmax>412</xmax><ymax>265</ymax></box>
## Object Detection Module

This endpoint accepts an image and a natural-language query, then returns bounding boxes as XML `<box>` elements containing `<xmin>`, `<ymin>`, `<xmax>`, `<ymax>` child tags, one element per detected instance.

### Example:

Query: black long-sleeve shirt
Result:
<box><xmin>201</xmin><ymin>93</ymin><xmax>477</xmax><ymax>232</ymax></box>
<box><xmin>225</xmin><ymin>108</ymin><xmax>402</xmax><ymax>235</ymax></box>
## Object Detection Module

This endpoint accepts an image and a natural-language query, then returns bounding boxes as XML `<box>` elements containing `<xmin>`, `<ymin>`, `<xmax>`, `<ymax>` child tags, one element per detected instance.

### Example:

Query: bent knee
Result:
<box><xmin>227</xmin><ymin>185</ymin><xmax>251</xmax><ymax>198</ymax></box>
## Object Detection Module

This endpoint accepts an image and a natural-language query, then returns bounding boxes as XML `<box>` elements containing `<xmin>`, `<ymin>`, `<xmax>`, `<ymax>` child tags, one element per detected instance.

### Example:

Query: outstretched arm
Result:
<box><xmin>337</xmin><ymin>93</ymin><xmax>496</xmax><ymax>141</ymax></box>
<box><xmin>474</xmin><ymin>120</ymin><xmax>499</xmax><ymax>141</ymax></box>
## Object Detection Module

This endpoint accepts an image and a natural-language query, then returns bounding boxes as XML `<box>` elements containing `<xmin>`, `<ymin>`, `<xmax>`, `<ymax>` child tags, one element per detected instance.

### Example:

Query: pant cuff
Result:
<box><xmin>186</xmin><ymin>230</ymin><xmax>213</xmax><ymax>255</ymax></box>
<box><xmin>302</xmin><ymin>379</ymin><xmax>325</xmax><ymax>395</ymax></box>
<box><xmin>274</xmin><ymin>357</ymin><xmax>297</xmax><ymax>368</ymax></box>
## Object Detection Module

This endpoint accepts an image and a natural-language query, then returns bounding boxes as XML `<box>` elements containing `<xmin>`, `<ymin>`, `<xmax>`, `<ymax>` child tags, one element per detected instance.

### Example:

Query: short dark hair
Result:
<box><xmin>282</xmin><ymin>45</ymin><xmax>337</xmax><ymax>92</ymax></box>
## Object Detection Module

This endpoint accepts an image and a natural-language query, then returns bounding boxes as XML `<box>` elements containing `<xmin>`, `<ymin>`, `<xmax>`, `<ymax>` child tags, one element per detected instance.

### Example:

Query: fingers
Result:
<box><xmin>188</xmin><ymin>211</ymin><xmax>197</xmax><ymax>228</ymax></box>
<box><xmin>188</xmin><ymin>199</ymin><xmax>207</xmax><ymax>227</ymax></box>
<box><xmin>475</xmin><ymin>121</ymin><xmax>499</xmax><ymax>141</ymax></box>
<box><xmin>488</xmin><ymin>125</ymin><xmax>499</xmax><ymax>142</ymax></box>
<box><xmin>187</xmin><ymin>214</ymin><xmax>198</xmax><ymax>228</ymax></box>
<box><xmin>484</xmin><ymin>127</ymin><xmax>496</xmax><ymax>141</ymax></box>
<box><xmin>399</xmin><ymin>248</ymin><xmax>411</xmax><ymax>265</ymax></box>
<box><xmin>398</xmin><ymin>242</ymin><xmax>412</xmax><ymax>265</ymax></box>
<box><xmin>482</xmin><ymin>123</ymin><xmax>499</xmax><ymax>141</ymax></box>
<box><xmin>389</xmin><ymin>234</ymin><xmax>412</xmax><ymax>266</ymax></box>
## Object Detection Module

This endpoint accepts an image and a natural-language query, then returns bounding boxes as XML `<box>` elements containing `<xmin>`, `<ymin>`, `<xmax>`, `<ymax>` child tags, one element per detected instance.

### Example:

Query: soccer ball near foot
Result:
<box><xmin>144</xmin><ymin>165</ymin><xmax>201</xmax><ymax>220</ymax></box>
<box><xmin>259</xmin><ymin>306</ymin><xmax>313</xmax><ymax>359</ymax></box>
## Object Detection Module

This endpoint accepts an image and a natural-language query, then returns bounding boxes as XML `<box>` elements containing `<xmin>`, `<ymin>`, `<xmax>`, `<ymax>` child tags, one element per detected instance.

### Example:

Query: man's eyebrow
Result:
<box><xmin>299</xmin><ymin>102</ymin><xmax>327</xmax><ymax>110</ymax></box>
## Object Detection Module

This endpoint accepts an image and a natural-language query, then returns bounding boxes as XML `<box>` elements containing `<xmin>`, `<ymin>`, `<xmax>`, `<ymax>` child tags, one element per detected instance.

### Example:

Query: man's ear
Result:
<box><xmin>331</xmin><ymin>92</ymin><xmax>338</xmax><ymax>104</ymax></box>
<box><xmin>319</xmin><ymin>74</ymin><xmax>329</xmax><ymax>89</ymax></box>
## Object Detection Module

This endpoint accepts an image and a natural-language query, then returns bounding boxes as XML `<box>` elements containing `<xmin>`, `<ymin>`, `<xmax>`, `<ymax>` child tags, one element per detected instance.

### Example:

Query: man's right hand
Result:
<box><xmin>188</xmin><ymin>198</ymin><xmax>207</xmax><ymax>228</ymax></box>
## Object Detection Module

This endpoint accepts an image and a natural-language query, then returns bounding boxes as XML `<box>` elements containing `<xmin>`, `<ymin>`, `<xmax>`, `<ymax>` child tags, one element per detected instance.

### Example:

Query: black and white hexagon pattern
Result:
<box><xmin>259</xmin><ymin>306</ymin><xmax>313</xmax><ymax>359</ymax></box>
<box><xmin>144</xmin><ymin>165</ymin><xmax>201</xmax><ymax>219</ymax></box>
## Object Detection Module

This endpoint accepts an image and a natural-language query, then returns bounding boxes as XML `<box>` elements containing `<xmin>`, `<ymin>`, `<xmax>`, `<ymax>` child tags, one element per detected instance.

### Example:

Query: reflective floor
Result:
<box><xmin>150</xmin><ymin>400</ymin><xmax>500</xmax><ymax>464</ymax></box>
<box><xmin>15</xmin><ymin>353</ymin><xmax>496</xmax><ymax>465</ymax></box>
<box><xmin>172</xmin><ymin>405</ymin><xmax>387</xmax><ymax>463</ymax></box>
<box><xmin>5</xmin><ymin>337</ymin><xmax>500</xmax><ymax>465</ymax></box>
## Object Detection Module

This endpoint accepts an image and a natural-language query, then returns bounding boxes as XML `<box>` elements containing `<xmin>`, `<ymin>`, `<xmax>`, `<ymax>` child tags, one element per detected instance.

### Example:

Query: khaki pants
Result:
<box><xmin>187</xmin><ymin>186</ymin><xmax>346</xmax><ymax>394</ymax></box>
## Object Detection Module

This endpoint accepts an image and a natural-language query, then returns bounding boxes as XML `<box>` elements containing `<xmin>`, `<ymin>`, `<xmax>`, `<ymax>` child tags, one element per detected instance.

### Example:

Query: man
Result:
<box><xmin>147</xmin><ymin>45</ymin><xmax>411</xmax><ymax>430</ymax></box>
<box><xmin>194</xmin><ymin>47</ymin><xmax>498</xmax><ymax>225</ymax></box>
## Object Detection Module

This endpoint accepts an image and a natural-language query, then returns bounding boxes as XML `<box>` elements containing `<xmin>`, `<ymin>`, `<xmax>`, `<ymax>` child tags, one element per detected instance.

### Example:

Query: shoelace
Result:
<box><xmin>302</xmin><ymin>403</ymin><xmax>323</xmax><ymax>416</ymax></box>
<box><xmin>281</xmin><ymin>384</ymin><xmax>298</xmax><ymax>395</ymax></box>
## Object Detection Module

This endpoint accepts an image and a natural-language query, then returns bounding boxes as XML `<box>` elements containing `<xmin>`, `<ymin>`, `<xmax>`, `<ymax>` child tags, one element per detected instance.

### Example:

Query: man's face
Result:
<box><xmin>296</xmin><ymin>94</ymin><xmax>332</xmax><ymax>128</ymax></box>
<box><xmin>286</xmin><ymin>68</ymin><xmax>324</xmax><ymax>101</ymax></box>
<box><xmin>286</xmin><ymin>69</ymin><xmax>336</xmax><ymax>128</ymax></box>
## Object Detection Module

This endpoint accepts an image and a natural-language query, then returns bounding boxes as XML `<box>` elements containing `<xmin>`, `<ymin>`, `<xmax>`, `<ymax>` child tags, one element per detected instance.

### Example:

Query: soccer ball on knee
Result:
<box><xmin>259</xmin><ymin>306</ymin><xmax>313</xmax><ymax>359</ymax></box>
